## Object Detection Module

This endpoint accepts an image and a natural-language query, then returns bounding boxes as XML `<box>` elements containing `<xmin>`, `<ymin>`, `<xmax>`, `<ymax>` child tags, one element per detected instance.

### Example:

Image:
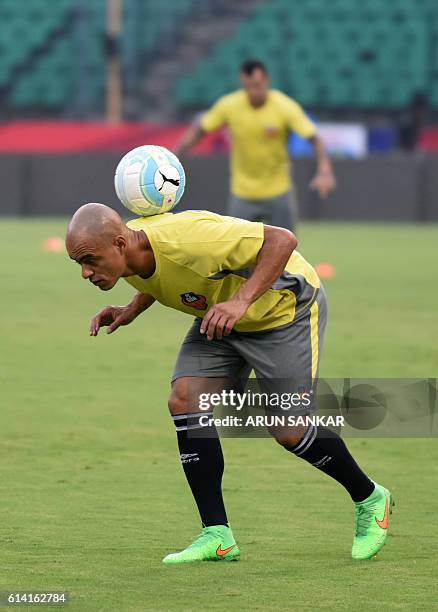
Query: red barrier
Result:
<box><xmin>0</xmin><ymin>121</ymin><xmax>229</xmax><ymax>153</ymax></box>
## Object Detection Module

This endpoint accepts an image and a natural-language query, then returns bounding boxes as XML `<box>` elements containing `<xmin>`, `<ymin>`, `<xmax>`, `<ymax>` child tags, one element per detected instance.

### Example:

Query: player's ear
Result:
<box><xmin>114</xmin><ymin>235</ymin><xmax>126</xmax><ymax>253</ymax></box>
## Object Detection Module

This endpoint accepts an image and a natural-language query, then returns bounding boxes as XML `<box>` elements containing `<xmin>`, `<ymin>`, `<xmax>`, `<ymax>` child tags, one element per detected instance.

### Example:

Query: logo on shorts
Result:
<box><xmin>180</xmin><ymin>292</ymin><xmax>208</xmax><ymax>310</ymax></box>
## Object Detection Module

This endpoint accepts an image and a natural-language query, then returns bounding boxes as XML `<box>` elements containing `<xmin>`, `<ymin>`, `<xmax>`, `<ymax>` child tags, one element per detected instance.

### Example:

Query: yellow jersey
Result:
<box><xmin>200</xmin><ymin>89</ymin><xmax>316</xmax><ymax>200</ymax></box>
<box><xmin>124</xmin><ymin>211</ymin><xmax>320</xmax><ymax>333</ymax></box>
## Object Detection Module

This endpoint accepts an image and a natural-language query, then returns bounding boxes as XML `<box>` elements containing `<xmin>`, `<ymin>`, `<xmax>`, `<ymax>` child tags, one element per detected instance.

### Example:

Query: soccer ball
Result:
<box><xmin>114</xmin><ymin>145</ymin><xmax>186</xmax><ymax>216</ymax></box>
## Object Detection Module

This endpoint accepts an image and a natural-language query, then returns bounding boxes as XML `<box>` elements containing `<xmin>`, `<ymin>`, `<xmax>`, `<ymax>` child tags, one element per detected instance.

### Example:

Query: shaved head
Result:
<box><xmin>66</xmin><ymin>202</ymin><xmax>125</xmax><ymax>248</ymax></box>
<box><xmin>66</xmin><ymin>203</ymin><xmax>129</xmax><ymax>291</ymax></box>
<box><xmin>67</xmin><ymin>202</ymin><xmax>154</xmax><ymax>291</ymax></box>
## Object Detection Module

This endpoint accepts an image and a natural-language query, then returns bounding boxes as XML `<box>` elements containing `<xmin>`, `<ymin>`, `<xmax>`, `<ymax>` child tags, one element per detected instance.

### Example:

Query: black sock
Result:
<box><xmin>173</xmin><ymin>412</ymin><xmax>228</xmax><ymax>527</ymax></box>
<box><xmin>287</xmin><ymin>425</ymin><xmax>375</xmax><ymax>502</ymax></box>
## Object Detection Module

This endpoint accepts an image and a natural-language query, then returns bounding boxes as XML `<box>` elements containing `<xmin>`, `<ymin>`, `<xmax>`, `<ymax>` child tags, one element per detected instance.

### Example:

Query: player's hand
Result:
<box><xmin>309</xmin><ymin>171</ymin><xmax>337</xmax><ymax>198</ymax></box>
<box><xmin>89</xmin><ymin>305</ymin><xmax>138</xmax><ymax>336</ymax></box>
<box><xmin>200</xmin><ymin>298</ymin><xmax>249</xmax><ymax>340</ymax></box>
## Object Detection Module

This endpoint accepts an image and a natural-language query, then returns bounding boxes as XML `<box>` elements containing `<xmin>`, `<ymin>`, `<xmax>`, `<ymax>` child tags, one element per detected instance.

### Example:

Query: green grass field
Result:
<box><xmin>1</xmin><ymin>220</ymin><xmax>438</xmax><ymax>611</ymax></box>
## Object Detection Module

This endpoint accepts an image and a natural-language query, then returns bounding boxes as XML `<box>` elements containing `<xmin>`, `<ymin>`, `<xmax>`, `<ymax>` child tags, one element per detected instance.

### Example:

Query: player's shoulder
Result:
<box><xmin>216</xmin><ymin>89</ymin><xmax>247</xmax><ymax>109</ymax></box>
<box><xmin>126</xmin><ymin>213</ymin><xmax>173</xmax><ymax>231</ymax></box>
<box><xmin>270</xmin><ymin>89</ymin><xmax>303</xmax><ymax>110</ymax></box>
<box><xmin>169</xmin><ymin>210</ymin><xmax>224</xmax><ymax>223</ymax></box>
<box><xmin>126</xmin><ymin>210</ymin><xmax>223</xmax><ymax>232</ymax></box>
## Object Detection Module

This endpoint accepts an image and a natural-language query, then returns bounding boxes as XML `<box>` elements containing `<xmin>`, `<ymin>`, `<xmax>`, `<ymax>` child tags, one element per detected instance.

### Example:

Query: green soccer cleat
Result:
<box><xmin>352</xmin><ymin>482</ymin><xmax>394</xmax><ymax>560</ymax></box>
<box><xmin>162</xmin><ymin>525</ymin><xmax>240</xmax><ymax>564</ymax></box>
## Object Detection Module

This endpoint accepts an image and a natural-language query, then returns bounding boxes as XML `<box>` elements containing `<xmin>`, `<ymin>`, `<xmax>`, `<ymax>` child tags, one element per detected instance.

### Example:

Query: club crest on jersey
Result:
<box><xmin>264</xmin><ymin>125</ymin><xmax>279</xmax><ymax>137</ymax></box>
<box><xmin>180</xmin><ymin>292</ymin><xmax>208</xmax><ymax>310</ymax></box>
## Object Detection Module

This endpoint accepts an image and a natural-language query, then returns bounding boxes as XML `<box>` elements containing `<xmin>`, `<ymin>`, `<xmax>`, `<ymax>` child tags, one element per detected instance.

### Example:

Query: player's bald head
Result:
<box><xmin>66</xmin><ymin>203</ymin><xmax>125</xmax><ymax>250</ymax></box>
<box><xmin>66</xmin><ymin>203</ymin><xmax>135</xmax><ymax>291</ymax></box>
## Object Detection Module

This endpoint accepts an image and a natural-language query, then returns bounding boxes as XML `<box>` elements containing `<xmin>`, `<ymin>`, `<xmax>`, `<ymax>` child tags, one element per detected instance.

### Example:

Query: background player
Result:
<box><xmin>175</xmin><ymin>59</ymin><xmax>337</xmax><ymax>231</ymax></box>
<box><xmin>66</xmin><ymin>202</ymin><xmax>392</xmax><ymax>564</ymax></box>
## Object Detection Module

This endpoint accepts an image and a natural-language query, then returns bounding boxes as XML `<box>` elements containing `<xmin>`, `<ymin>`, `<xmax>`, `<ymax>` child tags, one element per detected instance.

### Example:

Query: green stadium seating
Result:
<box><xmin>135</xmin><ymin>0</ymin><xmax>194</xmax><ymax>53</ymax></box>
<box><xmin>10</xmin><ymin>36</ymin><xmax>74</xmax><ymax>108</ymax></box>
<box><xmin>174</xmin><ymin>0</ymin><xmax>436</xmax><ymax>111</ymax></box>
<box><xmin>1</xmin><ymin>0</ymin><xmax>194</xmax><ymax>113</ymax></box>
<box><xmin>0</xmin><ymin>0</ymin><xmax>75</xmax><ymax>108</ymax></box>
<box><xmin>1</xmin><ymin>0</ymin><xmax>437</xmax><ymax>114</ymax></box>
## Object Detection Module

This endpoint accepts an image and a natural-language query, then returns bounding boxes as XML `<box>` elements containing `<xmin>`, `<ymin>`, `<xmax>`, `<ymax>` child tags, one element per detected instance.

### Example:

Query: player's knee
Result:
<box><xmin>168</xmin><ymin>385</ymin><xmax>188</xmax><ymax>415</ymax></box>
<box><xmin>269</xmin><ymin>426</ymin><xmax>304</xmax><ymax>450</ymax></box>
<box><xmin>274</xmin><ymin>434</ymin><xmax>302</xmax><ymax>449</ymax></box>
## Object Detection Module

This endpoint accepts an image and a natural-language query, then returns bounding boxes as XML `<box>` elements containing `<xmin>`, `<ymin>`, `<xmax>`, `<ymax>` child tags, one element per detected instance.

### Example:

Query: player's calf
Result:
<box><xmin>278</xmin><ymin>423</ymin><xmax>393</xmax><ymax>558</ymax></box>
<box><xmin>165</xmin><ymin>387</ymin><xmax>239</xmax><ymax>564</ymax></box>
<box><xmin>167</xmin><ymin>377</ymin><xmax>235</xmax><ymax>549</ymax></box>
<box><xmin>283</xmin><ymin>423</ymin><xmax>375</xmax><ymax>502</ymax></box>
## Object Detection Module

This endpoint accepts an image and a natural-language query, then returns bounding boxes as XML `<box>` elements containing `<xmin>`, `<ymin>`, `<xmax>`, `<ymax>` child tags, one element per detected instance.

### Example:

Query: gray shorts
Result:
<box><xmin>172</xmin><ymin>286</ymin><xmax>327</xmax><ymax>403</ymax></box>
<box><xmin>228</xmin><ymin>189</ymin><xmax>297</xmax><ymax>232</ymax></box>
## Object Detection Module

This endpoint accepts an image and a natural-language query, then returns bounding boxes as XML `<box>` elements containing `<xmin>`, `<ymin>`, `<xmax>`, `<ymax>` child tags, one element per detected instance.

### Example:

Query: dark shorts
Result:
<box><xmin>172</xmin><ymin>286</ymin><xmax>327</xmax><ymax>406</ymax></box>
<box><xmin>228</xmin><ymin>190</ymin><xmax>298</xmax><ymax>232</ymax></box>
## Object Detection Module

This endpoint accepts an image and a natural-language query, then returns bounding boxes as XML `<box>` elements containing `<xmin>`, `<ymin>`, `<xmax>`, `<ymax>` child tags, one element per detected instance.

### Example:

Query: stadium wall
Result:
<box><xmin>1</xmin><ymin>154</ymin><xmax>438</xmax><ymax>221</ymax></box>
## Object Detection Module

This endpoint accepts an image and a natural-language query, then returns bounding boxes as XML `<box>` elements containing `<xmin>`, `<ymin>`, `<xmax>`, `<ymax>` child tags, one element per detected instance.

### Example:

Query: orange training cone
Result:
<box><xmin>42</xmin><ymin>237</ymin><xmax>64</xmax><ymax>253</ymax></box>
<box><xmin>314</xmin><ymin>262</ymin><xmax>336</xmax><ymax>279</ymax></box>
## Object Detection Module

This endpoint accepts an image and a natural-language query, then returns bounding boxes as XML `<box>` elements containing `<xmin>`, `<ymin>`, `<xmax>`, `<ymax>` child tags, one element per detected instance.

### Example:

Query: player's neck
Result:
<box><xmin>124</xmin><ymin>228</ymin><xmax>156</xmax><ymax>278</ymax></box>
<box><xmin>247</xmin><ymin>91</ymin><xmax>269</xmax><ymax>108</ymax></box>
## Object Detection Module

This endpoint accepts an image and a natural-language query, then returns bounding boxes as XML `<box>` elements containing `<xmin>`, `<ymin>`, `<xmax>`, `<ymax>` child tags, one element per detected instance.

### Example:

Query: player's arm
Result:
<box><xmin>308</xmin><ymin>135</ymin><xmax>337</xmax><ymax>198</ymax></box>
<box><xmin>200</xmin><ymin>226</ymin><xmax>297</xmax><ymax>340</ymax></box>
<box><xmin>90</xmin><ymin>292</ymin><xmax>155</xmax><ymax>336</ymax></box>
<box><xmin>286</xmin><ymin>96</ymin><xmax>336</xmax><ymax>198</ymax></box>
<box><xmin>175</xmin><ymin>97</ymin><xmax>228</xmax><ymax>157</ymax></box>
<box><xmin>174</xmin><ymin>119</ymin><xmax>205</xmax><ymax>157</ymax></box>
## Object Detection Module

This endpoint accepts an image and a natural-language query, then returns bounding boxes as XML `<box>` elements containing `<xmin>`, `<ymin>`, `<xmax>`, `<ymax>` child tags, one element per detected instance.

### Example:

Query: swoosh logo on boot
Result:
<box><xmin>216</xmin><ymin>544</ymin><xmax>236</xmax><ymax>557</ymax></box>
<box><xmin>375</xmin><ymin>497</ymin><xmax>389</xmax><ymax>529</ymax></box>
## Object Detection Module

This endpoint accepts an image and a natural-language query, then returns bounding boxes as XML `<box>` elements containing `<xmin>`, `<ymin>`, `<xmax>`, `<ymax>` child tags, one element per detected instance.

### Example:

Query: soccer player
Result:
<box><xmin>66</xmin><ymin>203</ymin><xmax>392</xmax><ymax>564</ymax></box>
<box><xmin>175</xmin><ymin>59</ymin><xmax>336</xmax><ymax>231</ymax></box>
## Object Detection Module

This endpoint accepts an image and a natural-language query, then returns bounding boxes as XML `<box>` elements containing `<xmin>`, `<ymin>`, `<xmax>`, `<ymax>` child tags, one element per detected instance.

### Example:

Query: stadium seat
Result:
<box><xmin>2</xmin><ymin>0</ymin><xmax>438</xmax><ymax>114</ymax></box>
<box><xmin>175</xmin><ymin>0</ymin><xmax>435</xmax><ymax>111</ymax></box>
<box><xmin>3</xmin><ymin>0</ymin><xmax>196</xmax><ymax>113</ymax></box>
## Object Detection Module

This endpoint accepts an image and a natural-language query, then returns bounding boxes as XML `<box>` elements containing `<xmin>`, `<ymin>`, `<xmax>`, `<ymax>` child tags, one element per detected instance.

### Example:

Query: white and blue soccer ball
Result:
<box><xmin>114</xmin><ymin>145</ymin><xmax>185</xmax><ymax>216</ymax></box>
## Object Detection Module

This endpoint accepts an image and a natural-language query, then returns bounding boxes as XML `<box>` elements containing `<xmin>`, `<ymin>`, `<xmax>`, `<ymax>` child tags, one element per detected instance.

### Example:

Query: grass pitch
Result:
<box><xmin>1</xmin><ymin>220</ymin><xmax>438</xmax><ymax>611</ymax></box>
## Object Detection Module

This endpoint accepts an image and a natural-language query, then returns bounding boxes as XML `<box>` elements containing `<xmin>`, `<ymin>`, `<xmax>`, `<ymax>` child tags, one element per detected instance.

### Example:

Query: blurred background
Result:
<box><xmin>1</xmin><ymin>0</ymin><xmax>438</xmax><ymax>220</ymax></box>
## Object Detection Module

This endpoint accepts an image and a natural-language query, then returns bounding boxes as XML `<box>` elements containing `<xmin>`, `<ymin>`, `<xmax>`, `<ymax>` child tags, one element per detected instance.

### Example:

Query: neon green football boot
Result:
<box><xmin>162</xmin><ymin>525</ymin><xmax>240</xmax><ymax>564</ymax></box>
<box><xmin>352</xmin><ymin>482</ymin><xmax>394</xmax><ymax>560</ymax></box>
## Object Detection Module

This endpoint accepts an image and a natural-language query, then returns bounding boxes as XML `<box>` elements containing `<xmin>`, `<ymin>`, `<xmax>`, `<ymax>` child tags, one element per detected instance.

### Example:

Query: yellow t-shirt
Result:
<box><xmin>124</xmin><ymin>211</ymin><xmax>320</xmax><ymax>333</ymax></box>
<box><xmin>200</xmin><ymin>89</ymin><xmax>316</xmax><ymax>200</ymax></box>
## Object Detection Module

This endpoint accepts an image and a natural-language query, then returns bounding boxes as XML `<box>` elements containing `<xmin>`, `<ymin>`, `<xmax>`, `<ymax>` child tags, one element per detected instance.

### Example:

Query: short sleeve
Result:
<box><xmin>200</xmin><ymin>97</ymin><xmax>228</xmax><ymax>133</ymax></box>
<box><xmin>159</xmin><ymin>214</ymin><xmax>265</xmax><ymax>277</ymax></box>
<box><xmin>285</xmin><ymin>98</ymin><xmax>317</xmax><ymax>139</ymax></box>
<box><xmin>207</xmin><ymin>216</ymin><xmax>265</xmax><ymax>271</ymax></box>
